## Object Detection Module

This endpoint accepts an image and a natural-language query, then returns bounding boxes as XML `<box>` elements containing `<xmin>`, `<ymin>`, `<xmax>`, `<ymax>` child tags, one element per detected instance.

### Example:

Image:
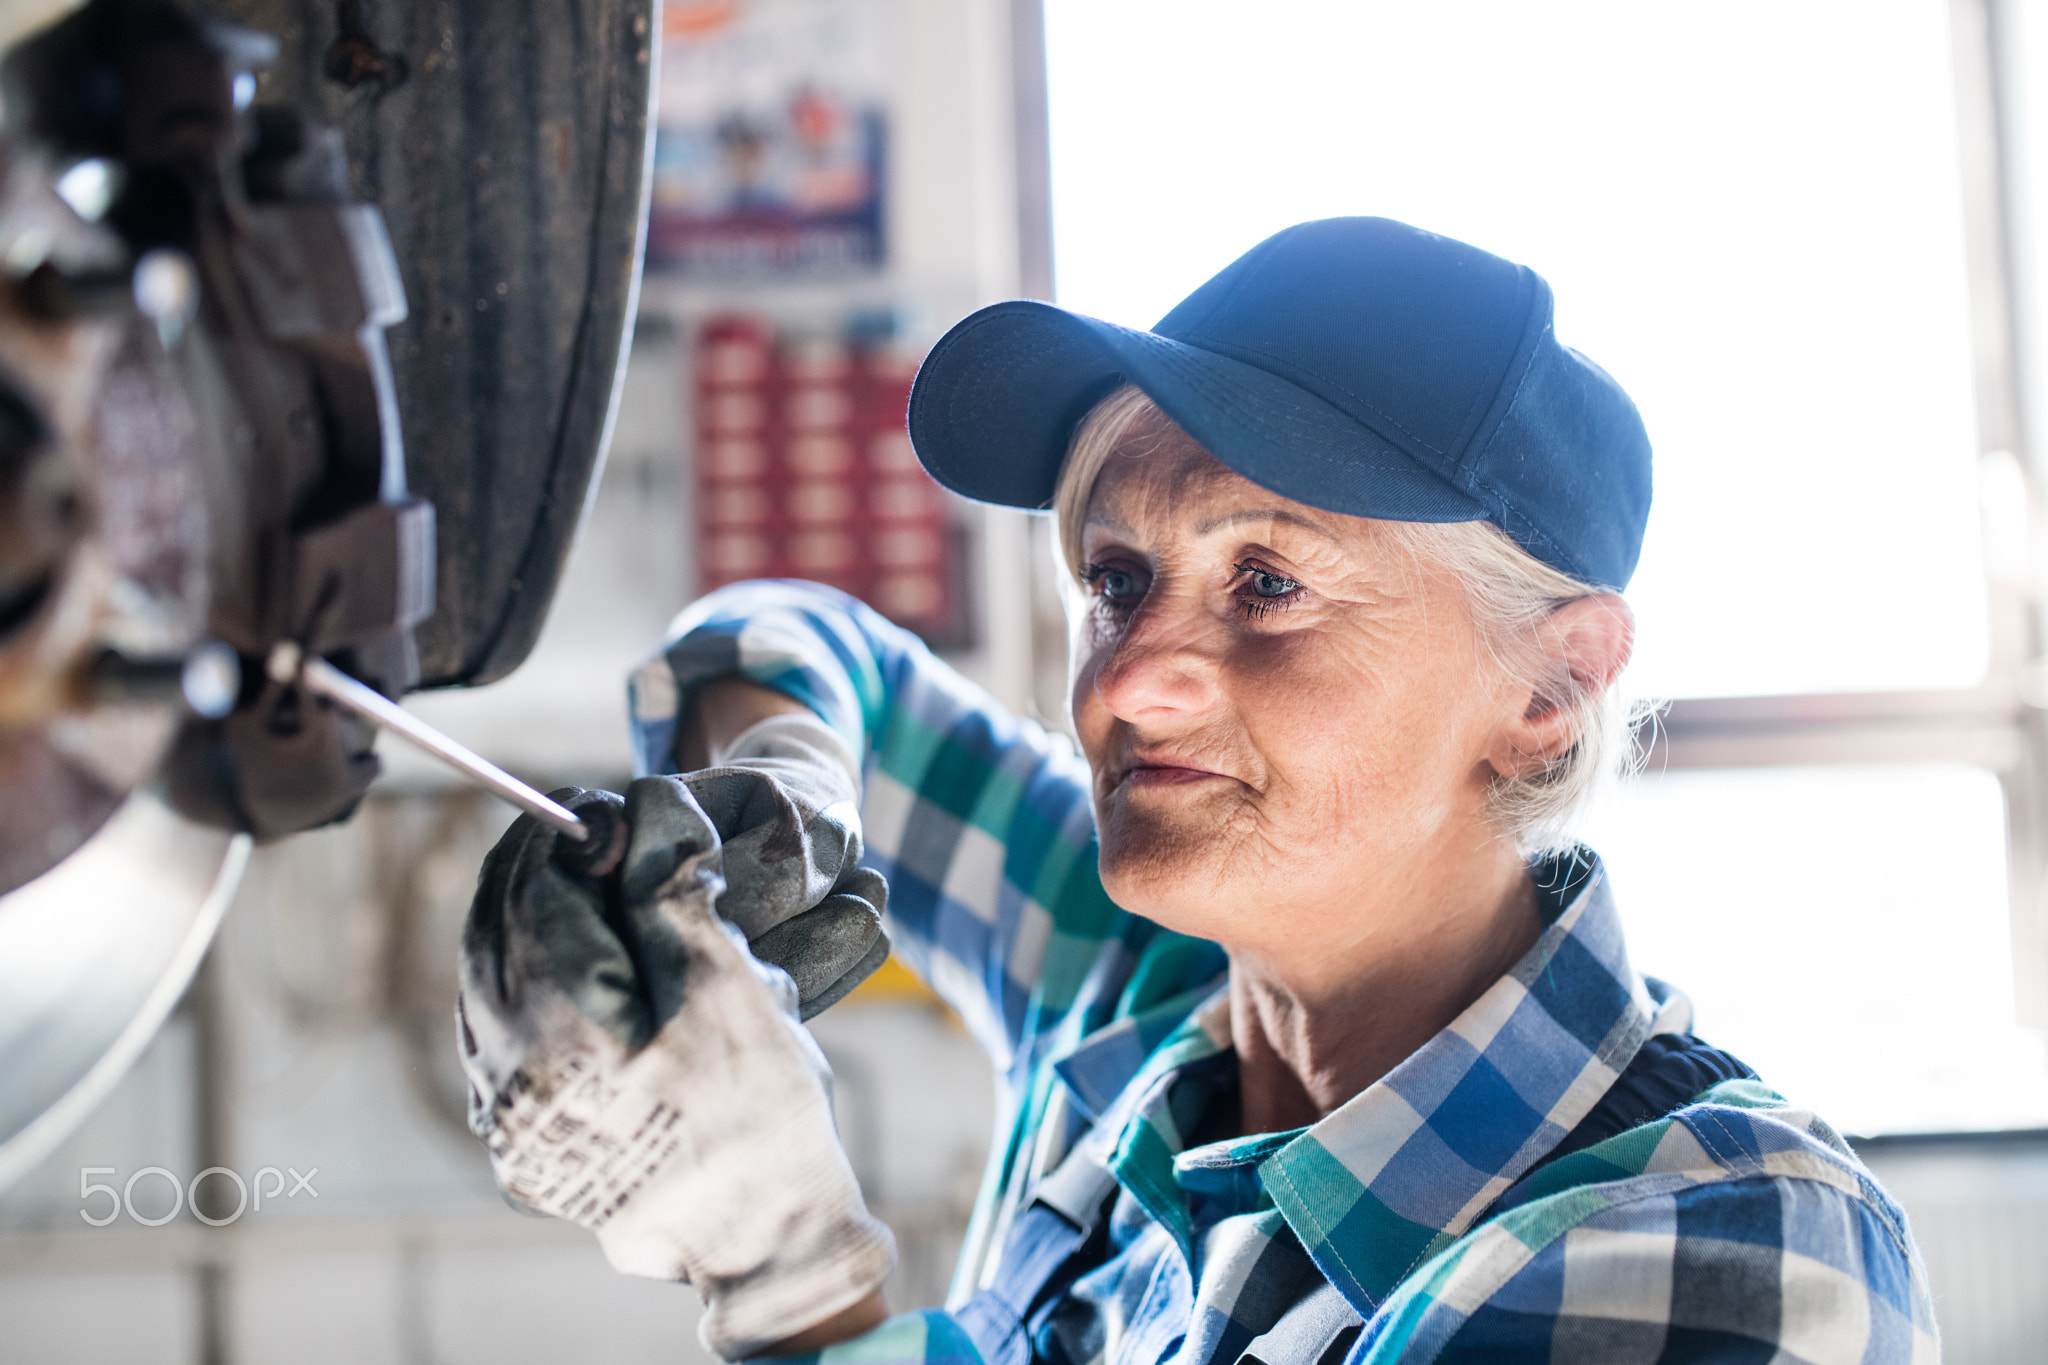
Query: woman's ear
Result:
<box><xmin>1487</xmin><ymin>594</ymin><xmax>1634</xmax><ymax>779</ymax></box>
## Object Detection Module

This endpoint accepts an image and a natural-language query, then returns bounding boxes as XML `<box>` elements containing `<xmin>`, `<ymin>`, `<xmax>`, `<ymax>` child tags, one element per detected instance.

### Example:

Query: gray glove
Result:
<box><xmin>458</xmin><ymin>776</ymin><xmax>895</xmax><ymax>1357</ymax></box>
<box><xmin>694</xmin><ymin>710</ymin><xmax>891</xmax><ymax>1016</ymax></box>
<box><xmin>557</xmin><ymin>711</ymin><xmax>888</xmax><ymax>1019</ymax></box>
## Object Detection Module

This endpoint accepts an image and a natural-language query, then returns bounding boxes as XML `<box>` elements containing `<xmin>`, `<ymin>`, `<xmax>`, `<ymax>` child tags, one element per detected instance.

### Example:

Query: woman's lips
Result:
<box><xmin>1123</xmin><ymin>763</ymin><xmax>1222</xmax><ymax>788</ymax></box>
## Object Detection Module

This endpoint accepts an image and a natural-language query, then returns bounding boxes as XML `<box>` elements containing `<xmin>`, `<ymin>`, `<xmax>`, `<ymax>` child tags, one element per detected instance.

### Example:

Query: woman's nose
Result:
<box><xmin>1088</xmin><ymin>596</ymin><xmax>1221</xmax><ymax>722</ymax></box>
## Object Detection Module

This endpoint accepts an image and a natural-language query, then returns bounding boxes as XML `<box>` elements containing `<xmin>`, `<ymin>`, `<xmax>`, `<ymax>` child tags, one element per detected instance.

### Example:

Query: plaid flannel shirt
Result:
<box><xmin>629</xmin><ymin>581</ymin><xmax>1940</xmax><ymax>1365</ymax></box>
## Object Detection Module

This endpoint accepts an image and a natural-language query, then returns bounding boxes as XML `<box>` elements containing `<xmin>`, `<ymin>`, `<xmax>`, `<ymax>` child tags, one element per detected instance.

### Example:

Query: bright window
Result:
<box><xmin>1583</xmin><ymin>765</ymin><xmax>2048</xmax><ymax>1135</ymax></box>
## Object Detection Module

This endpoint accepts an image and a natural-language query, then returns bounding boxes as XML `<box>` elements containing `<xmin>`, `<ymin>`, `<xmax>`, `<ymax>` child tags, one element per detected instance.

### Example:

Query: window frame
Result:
<box><xmin>1647</xmin><ymin>0</ymin><xmax>2048</xmax><ymax>1033</ymax></box>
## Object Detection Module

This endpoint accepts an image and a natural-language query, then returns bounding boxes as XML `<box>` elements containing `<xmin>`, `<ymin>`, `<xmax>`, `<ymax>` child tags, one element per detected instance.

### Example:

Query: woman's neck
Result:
<box><xmin>1226</xmin><ymin>843</ymin><xmax>1542</xmax><ymax>1136</ymax></box>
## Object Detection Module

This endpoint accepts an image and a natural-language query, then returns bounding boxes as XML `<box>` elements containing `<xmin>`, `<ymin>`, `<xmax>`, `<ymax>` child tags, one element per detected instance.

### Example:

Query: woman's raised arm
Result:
<box><xmin>628</xmin><ymin>579</ymin><xmax>1137</xmax><ymax>1076</ymax></box>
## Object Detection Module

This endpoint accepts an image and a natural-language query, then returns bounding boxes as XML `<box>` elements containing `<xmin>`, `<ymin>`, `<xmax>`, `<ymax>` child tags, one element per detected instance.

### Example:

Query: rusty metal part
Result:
<box><xmin>0</xmin><ymin>0</ymin><xmax>438</xmax><ymax>850</ymax></box>
<box><xmin>0</xmin><ymin>137</ymin><xmax>212</xmax><ymax>891</ymax></box>
<box><xmin>0</xmin><ymin>381</ymin><xmax>73</xmax><ymax>643</ymax></box>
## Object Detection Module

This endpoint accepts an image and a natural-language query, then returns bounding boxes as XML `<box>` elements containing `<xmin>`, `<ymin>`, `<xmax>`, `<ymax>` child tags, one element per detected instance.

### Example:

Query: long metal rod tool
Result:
<box><xmin>266</xmin><ymin>643</ymin><xmax>589</xmax><ymax>841</ymax></box>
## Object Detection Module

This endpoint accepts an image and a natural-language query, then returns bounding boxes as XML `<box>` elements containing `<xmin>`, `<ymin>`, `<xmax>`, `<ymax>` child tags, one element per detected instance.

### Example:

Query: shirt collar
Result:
<box><xmin>1263</xmin><ymin>851</ymin><xmax>1662</xmax><ymax>1312</ymax></box>
<box><xmin>1053</xmin><ymin>982</ymin><xmax>1230</xmax><ymax>1123</ymax></box>
<box><xmin>1051</xmin><ymin>850</ymin><xmax>1664</xmax><ymax>1313</ymax></box>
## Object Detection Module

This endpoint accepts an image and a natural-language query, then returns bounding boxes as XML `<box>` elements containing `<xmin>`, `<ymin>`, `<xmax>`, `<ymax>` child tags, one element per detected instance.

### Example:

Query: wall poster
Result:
<box><xmin>651</xmin><ymin>0</ymin><xmax>888</xmax><ymax>278</ymax></box>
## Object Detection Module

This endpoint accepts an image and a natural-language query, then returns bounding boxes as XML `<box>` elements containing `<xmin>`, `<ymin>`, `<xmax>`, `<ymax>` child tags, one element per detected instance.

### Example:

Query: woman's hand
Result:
<box><xmin>662</xmin><ymin>677</ymin><xmax>892</xmax><ymax>1015</ymax></box>
<box><xmin>457</xmin><ymin>776</ymin><xmax>896</xmax><ymax>1358</ymax></box>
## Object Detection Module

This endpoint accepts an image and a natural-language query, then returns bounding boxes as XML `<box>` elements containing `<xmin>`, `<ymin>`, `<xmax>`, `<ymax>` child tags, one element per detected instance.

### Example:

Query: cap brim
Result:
<box><xmin>906</xmin><ymin>300</ymin><xmax>1487</xmax><ymax>522</ymax></box>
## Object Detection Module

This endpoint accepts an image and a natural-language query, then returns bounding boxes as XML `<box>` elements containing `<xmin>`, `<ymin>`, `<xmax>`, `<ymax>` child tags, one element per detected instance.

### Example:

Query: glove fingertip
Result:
<box><xmin>750</xmin><ymin>894</ymin><xmax>880</xmax><ymax>1006</ymax></box>
<box><xmin>797</xmin><ymin>930</ymin><xmax>891</xmax><ymax>1021</ymax></box>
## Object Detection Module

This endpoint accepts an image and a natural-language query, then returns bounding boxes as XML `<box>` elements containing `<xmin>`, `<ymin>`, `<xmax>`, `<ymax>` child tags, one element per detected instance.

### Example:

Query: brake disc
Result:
<box><xmin>0</xmin><ymin>790</ymin><xmax>246</xmax><ymax>1190</ymax></box>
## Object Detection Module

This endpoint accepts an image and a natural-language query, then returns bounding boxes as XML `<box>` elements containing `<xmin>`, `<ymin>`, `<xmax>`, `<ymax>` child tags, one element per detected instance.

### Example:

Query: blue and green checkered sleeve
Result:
<box><xmin>627</xmin><ymin>579</ymin><xmax>1134</xmax><ymax>1071</ymax></box>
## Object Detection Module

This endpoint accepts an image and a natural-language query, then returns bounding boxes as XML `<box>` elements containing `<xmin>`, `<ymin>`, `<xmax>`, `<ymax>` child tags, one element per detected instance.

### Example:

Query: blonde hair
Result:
<box><xmin>1052</xmin><ymin>383</ymin><xmax>1642</xmax><ymax>855</ymax></box>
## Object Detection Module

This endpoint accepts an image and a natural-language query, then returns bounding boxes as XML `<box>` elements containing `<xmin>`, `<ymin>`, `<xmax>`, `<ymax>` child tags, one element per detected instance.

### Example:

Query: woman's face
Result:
<box><xmin>1070</xmin><ymin>420</ymin><xmax>1532</xmax><ymax>956</ymax></box>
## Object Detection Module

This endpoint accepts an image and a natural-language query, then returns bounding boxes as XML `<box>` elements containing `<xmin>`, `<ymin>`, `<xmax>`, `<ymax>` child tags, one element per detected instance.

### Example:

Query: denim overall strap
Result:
<box><xmin>955</xmin><ymin>1144</ymin><xmax>1122</xmax><ymax>1365</ymax></box>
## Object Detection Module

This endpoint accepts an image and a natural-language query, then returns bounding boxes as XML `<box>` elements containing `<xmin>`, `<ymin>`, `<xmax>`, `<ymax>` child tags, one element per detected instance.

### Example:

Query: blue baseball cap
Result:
<box><xmin>906</xmin><ymin>217</ymin><xmax>1652</xmax><ymax>590</ymax></box>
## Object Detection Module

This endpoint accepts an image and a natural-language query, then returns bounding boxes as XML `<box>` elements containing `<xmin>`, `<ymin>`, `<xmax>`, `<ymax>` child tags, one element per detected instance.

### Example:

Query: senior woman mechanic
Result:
<box><xmin>455</xmin><ymin>219</ymin><xmax>1938</xmax><ymax>1364</ymax></box>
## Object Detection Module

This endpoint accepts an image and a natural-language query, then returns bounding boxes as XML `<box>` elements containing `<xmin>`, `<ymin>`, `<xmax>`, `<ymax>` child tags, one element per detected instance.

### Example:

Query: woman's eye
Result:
<box><xmin>1080</xmin><ymin>563</ymin><xmax>1145</xmax><ymax>604</ymax></box>
<box><xmin>1231</xmin><ymin>562</ymin><xmax>1304</xmax><ymax>619</ymax></box>
<box><xmin>1232</xmin><ymin>562</ymin><xmax>1302</xmax><ymax>598</ymax></box>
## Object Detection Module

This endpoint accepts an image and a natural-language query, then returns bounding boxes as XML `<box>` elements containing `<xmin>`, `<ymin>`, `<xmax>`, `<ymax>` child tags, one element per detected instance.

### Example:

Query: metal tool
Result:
<box><xmin>266</xmin><ymin>642</ymin><xmax>589</xmax><ymax>842</ymax></box>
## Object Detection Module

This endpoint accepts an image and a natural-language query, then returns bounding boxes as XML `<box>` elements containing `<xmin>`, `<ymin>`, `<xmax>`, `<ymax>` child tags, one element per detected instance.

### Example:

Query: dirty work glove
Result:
<box><xmin>694</xmin><ymin>709</ymin><xmax>890</xmax><ymax>1016</ymax></box>
<box><xmin>457</xmin><ymin>776</ymin><xmax>896</xmax><ymax>1359</ymax></box>
<box><xmin>561</xmin><ymin>709</ymin><xmax>888</xmax><ymax>1019</ymax></box>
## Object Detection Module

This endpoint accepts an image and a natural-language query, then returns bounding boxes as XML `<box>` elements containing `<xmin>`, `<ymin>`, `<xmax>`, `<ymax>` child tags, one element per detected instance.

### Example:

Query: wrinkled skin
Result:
<box><xmin>1068</xmin><ymin>409</ymin><xmax>1633</xmax><ymax>1132</ymax></box>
